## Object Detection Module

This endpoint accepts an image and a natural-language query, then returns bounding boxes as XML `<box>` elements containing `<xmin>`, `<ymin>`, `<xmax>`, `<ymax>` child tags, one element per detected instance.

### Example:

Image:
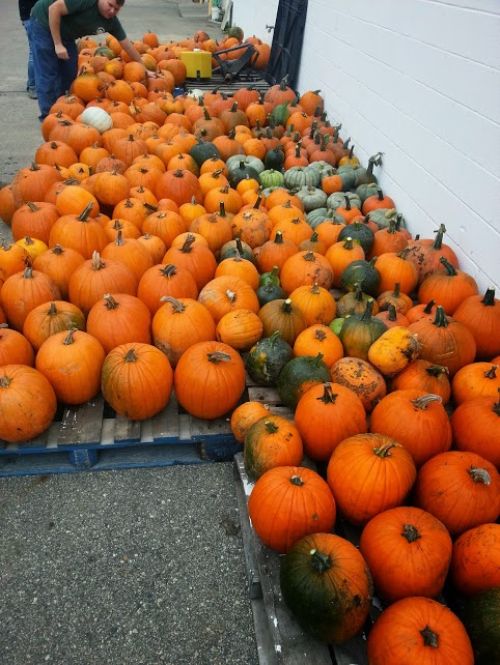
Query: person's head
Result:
<box><xmin>97</xmin><ymin>0</ymin><xmax>124</xmax><ymax>19</ymax></box>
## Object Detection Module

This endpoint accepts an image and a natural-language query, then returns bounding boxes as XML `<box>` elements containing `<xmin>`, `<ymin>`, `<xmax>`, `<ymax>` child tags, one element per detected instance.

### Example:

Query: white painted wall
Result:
<box><xmin>232</xmin><ymin>0</ymin><xmax>500</xmax><ymax>291</ymax></box>
<box><xmin>232</xmin><ymin>0</ymin><xmax>278</xmax><ymax>45</ymax></box>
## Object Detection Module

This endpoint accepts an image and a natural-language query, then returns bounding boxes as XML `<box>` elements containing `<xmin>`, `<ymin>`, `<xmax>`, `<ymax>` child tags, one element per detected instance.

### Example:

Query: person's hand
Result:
<box><xmin>146</xmin><ymin>70</ymin><xmax>157</xmax><ymax>79</ymax></box>
<box><xmin>55</xmin><ymin>43</ymin><xmax>69</xmax><ymax>60</ymax></box>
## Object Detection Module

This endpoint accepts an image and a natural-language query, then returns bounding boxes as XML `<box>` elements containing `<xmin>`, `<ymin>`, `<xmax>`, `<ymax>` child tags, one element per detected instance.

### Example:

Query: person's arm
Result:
<box><xmin>48</xmin><ymin>0</ymin><xmax>70</xmax><ymax>60</ymax></box>
<box><xmin>120</xmin><ymin>37</ymin><xmax>156</xmax><ymax>77</ymax></box>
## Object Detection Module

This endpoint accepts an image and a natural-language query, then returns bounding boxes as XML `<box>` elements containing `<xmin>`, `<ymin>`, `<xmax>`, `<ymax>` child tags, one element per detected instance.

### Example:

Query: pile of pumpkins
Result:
<box><xmin>0</xmin><ymin>27</ymin><xmax>499</xmax><ymax>664</ymax></box>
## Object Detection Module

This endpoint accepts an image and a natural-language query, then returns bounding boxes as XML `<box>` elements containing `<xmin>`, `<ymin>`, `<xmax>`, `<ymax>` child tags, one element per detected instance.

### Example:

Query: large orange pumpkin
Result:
<box><xmin>243</xmin><ymin>414</ymin><xmax>303</xmax><ymax>479</ymax></box>
<box><xmin>247</xmin><ymin>465</ymin><xmax>336</xmax><ymax>553</ymax></box>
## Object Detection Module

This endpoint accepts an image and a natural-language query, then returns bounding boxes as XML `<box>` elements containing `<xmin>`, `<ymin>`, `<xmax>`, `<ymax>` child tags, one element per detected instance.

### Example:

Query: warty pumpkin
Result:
<box><xmin>230</xmin><ymin>401</ymin><xmax>271</xmax><ymax>444</ymax></box>
<box><xmin>367</xmin><ymin>325</ymin><xmax>420</xmax><ymax>376</ymax></box>
<box><xmin>329</xmin><ymin>356</ymin><xmax>386</xmax><ymax>412</ymax></box>
<box><xmin>450</xmin><ymin>523</ymin><xmax>500</xmax><ymax>596</ymax></box>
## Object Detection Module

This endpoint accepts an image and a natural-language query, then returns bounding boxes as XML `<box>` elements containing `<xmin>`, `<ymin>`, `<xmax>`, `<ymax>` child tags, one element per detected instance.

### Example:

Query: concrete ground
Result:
<box><xmin>0</xmin><ymin>3</ymin><xmax>260</xmax><ymax>664</ymax></box>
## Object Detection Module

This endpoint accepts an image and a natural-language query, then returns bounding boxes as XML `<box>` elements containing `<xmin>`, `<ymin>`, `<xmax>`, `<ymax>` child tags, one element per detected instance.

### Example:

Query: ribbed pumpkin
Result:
<box><xmin>86</xmin><ymin>293</ymin><xmax>151</xmax><ymax>353</ymax></box>
<box><xmin>0</xmin><ymin>324</ymin><xmax>35</xmax><ymax>366</ymax></box>
<box><xmin>288</xmin><ymin>283</ymin><xmax>336</xmax><ymax>326</ymax></box>
<box><xmin>452</xmin><ymin>362</ymin><xmax>500</xmax><ymax>404</ymax></box>
<box><xmin>277</xmin><ymin>354</ymin><xmax>331</xmax><ymax>409</ymax></box>
<box><xmin>280</xmin><ymin>250</ymin><xmax>334</xmax><ymax>294</ymax></box>
<box><xmin>254</xmin><ymin>230</ymin><xmax>298</xmax><ymax>274</ymax></box>
<box><xmin>418</xmin><ymin>257</ymin><xmax>478</xmax><ymax>315</ymax></box>
<box><xmin>247</xmin><ymin>465</ymin><xmax>336</xmax><ymax>553</ymax></box>
<box><xmin>453</xmin><ymin>287</ymin><xmax>500</xmax><ymax>358</ymax></box>
<box><xmin>216</xmin><ymin>308</ymin><xmax>263</xmax><ymax>350</ymax></box>
<box><xmin>33</xmin><ymin>245</ymin><xmax>85</xmax><ymax>300</ymax></box>
<box><xmin>137</xmin><ymin>263</ymin><xmax>198</xmax><ymax>315</ymax></box>
<box><xmin>49</xmin><ymin>203</ymin><xmax>107</xmax><ymax>259</ymax></box>
<box><xmin>359</xmin><ymin>506</ymin><xmax>453</xmax><ymax>601</ymax></box>
<box><xmin>392</xmin><ymin>360</ymin><xmax>451</xmax><ymax>404</ymax></box>
<box><xmin>368</xmin><ymin>325</ymin><xmax>420</xmax><ymax>376</ymax></box>
<box><xmin>173</xmin><ymin>341</ymin><xmax>245</xmax><ymax>419</ymax></box>
<box><xmin>22</xmin><ymin>300</ymin><xmax>85</xmax><ymax>351</ymax></box>
<box><xmin>415</xmin><ymin>451</ymin><xmax>500</xmax><ymax>535</ymax></box>
<box><xmin>370</xmin><ymin>390</ymin><xmax>452</xmax><ymax>466</ymax></box>
<box><xmin>11</xmin><ymin>201</ymin><xmax>59</xmax><ymax>244</ymax></box>
<box><xmin>295</xmin><ymin>382</ymin><xmax>366</xmax><ymax>461</ymax></box>
<box><xmin>451</xmin><ymin>394</ymin><xmax>500</xmax><ymax>467</ymax></box>
<box><xmin>258</xmin><ymin>297</ymin><xmax>307</xmax><ymax>346</ymax></box>
<box><xmin>162</xmin><ymin>233</ymin><xmax>217</xmax><ymax>290</ymax></box>
<box><xmin>367</xmin><ymin>597</ymin><xmax>473</xmax><ymax>665</ymax></box>
<box><xmin>36</xmin><ymin>329</ymin><xmax>105</xmax><ymax>404</ymax></box>
<box><xmin>243</xmin><ymin>414</ymin><xmax>303</xmax><ymax>480</ymax></box>
<box><xmin>0</xmin><ymin>364</ymin><xmax>57</xmax><ymax>442</ymax></box>
<box><xmin>68</xmin><ymin>251</ymin><xmax>137</xmax><ymax>315</ymax></box>
<box><xmin>339</xmin><ymin>299</ymin><xmax>387</xmax><ymax>360</ymax></box>
<box><xmin>1</xmin><ymin>264</ymin><xmax>61</xmax><ymax>331</ymax></box>
<box><xmin>327</xmin><ymin>433</ymin><xmax>417</xmax><ymax>525</ymax></box>
<box><xmin>450</xmin><ymin>523</ymin><xmax>500</xmax><ymax>596</ymax></box>
<box><xmin>152</xmin><ymin>296</ymin><xmax>216</xmax><ymax>366</ymax></box>
<box><xmin>230</xmin><ymin>401</ymin><xmax>271</xmax><ymax>444</ymax></box>
<box><xmin>293</xmin><ymin>324</ymin><xmax>344</xmax><ymax>367</ymax></box>
<box><xmin>101</xmin><ymin>343</ymin><xmax>173</xmax><ymax>420</ymax></box>
<box><xmin>280</xmin><ymin>533</ymin><xmax>372</xmax><ymax>644</ymax></box>
<box><xmin>245</xmin><ymin>331</ymin><xmax>293</xmax><ymax>386</ymax></box>
<box><xmin>198</xmin><ymin>275</ymin><xmax>259</xmax><ymax>323</ymax></box>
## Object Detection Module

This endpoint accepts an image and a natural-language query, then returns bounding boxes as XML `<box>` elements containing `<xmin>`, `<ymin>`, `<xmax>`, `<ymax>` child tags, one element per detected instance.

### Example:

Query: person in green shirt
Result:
<box><xmin>30</xmin><ymin>0</ymin><xmax>153</xmax><ymax>120</ymax></box>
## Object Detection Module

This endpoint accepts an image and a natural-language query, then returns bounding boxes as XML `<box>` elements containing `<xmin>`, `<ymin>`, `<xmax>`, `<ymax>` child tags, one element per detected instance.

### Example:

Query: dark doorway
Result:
<box><xmin>266</xmin><ymin>0</ymin><xmax>309</xmax><ymax>91</ymax></box>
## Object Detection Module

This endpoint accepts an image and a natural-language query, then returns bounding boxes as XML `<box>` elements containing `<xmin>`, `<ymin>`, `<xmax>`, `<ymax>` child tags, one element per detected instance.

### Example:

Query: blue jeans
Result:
<box><xmin>22</xmin><ymin>19</ymin><xmax>36</xmax><ymax>91</ymax></box>
<box><xmin>30</xmin><ymin>18</ymin><xmax>78</xmax><ymax>121</ymax></box>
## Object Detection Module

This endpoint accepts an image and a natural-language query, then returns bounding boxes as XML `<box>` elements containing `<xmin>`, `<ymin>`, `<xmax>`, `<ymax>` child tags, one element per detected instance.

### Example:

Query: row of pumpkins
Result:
<box><xmin>0</xmin><ymin>28</ymin><xmax>499</xmax><ymax>664</ymax></box>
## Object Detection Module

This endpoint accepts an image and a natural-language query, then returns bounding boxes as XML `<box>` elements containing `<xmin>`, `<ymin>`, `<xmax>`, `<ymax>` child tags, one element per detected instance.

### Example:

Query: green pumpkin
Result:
<box><xmin>356</xmin><ymin>181</ymin><xmax>380</xmax><ymax>204</ymax></box>
<box><xmin>280</xmin><ymin>533</ymin><xmax>373</xmax><ymax>644</ymax></box>
<box><xmin>264</xmin><ymin>147</ymin><xmax>285</xmax><ymax>171</ymax></box>
<box><xmin>307</xmin><ymin>207</ymin><xmax>345</xmax><ymax>229</ymax></box>
<box><xmin>294</xmin><ymin>186</ymin><xmax>328</xmax><ymax>212</ymax></box>
<box><xmin>277</xmin><ymin>354</ymin><xmax>330</xmax><ymax>409</ymax></box>
<box><xmin>334</xmin><ymin>166</ymin><xmax>357</xmax><ymax>191</ymax></box>
<box><xmin>94</xmin><ymin>46</ymin><xmax>115</xmax><ymax>59</ymax></box>
<box><xmin>190</xmin><ymin>140</ymin><xmax>220</xmax><ymax>167</ymax></box>
<box><xmin>226</xmin><ymin>154</ymin><xmax>265</xmax><ymax>174</ymax></box>
<box><xmin>270</xmin><ymin>102</ymin><xmax>291</xmax><ymax>126</ymax></box>
<box><xmin>462</xmin><ymin>587</ymin><xmax>500</xmax><ymax>665</ymax></box>
<box><xmin>219</xmin><ymin>237</ymin><xmax>256</xmax><ymax>263</ymax></box>
<box><xmin>245</xmin><ymin>331</ymin><xmax>293</xmax><ymax>386</ymax></box>
<box><xmin>329</xmin><ymin>317</ymin><xmax>346</xmax><ymax>336</ymax></box>
<box><xmin>307</xmin><ymin>160</ymin><xmax>336</xmax><ymax>179</ymax></box>
<box><xmin>259</xmin><ymin>265</ymin><xmax>281</xmax><ymax>288</ymax></box>
<box><xmin>339</xmin><ymin>300</ymin><xmax>387</xmax><ymax>360</ymax></box>
<box><xmin>338</xmin><ymin>222</ymin><xmax>374</xmax><ymax>254</ymax></box>
<box><xmin>336</xmin><ymin>283</ymin><xmax>375</xmax><ymax>317</ymax></box>
<box><xmin>327</xmin><ymin>191</ymin><xmax>361</xmax><ymax>211</ymax></box>
<box><xmin>284</xmin><ymin>166</ymin><xmax>321</xmax><ymax>191</ymax></box>
<box><xmin>367</xmin><ymin>208</ymin><xmax>405</xmax><ymax>230</ymax></box>
<box><xmin>259</xmin><ymin>169</ymin><xmax>285</xmax><ymax>189</ymax></box>
<box><xmin>340</xmin><ymin>258</ymin><xmax>380</xmax><ymax>296</ymax></box>
<box><xmin>257</xmin><ymin>282</ymin><xmax>287</xmax><ymax>306</ymax></box>
<box><xmin>228</xmin><ymin>159</ymin><xmax>260</xmax><ymax>188</ymax></box>
<box><xmin>353</xmin><ymin>152</ymin><xmax>383</xmax><ymax>186</ymax></box>
<box><xmin>226</xmin><ymin>26</ymin><xmax>244</xmax><ymax>40</ymax></box>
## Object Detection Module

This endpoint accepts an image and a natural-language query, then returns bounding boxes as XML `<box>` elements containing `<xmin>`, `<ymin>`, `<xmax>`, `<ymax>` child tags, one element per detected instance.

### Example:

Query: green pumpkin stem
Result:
<box><xmin>361</xmin><ymin>299</ymin><xmax>375</xmax><ymax>320</ymax></box>
<box><xmin>78</xmin><ymin>201</ymin><xmax>94</xmax><ymax>221</ymax></box>
<box><xmin>373</xmin><ymin>442</ymin><xmax>396</xmax><ymax>458</ymax></box>
<box><xmin>432</xmin><ymin>306</ymin><xmax>448</xmax><ymax>328</ymax></box>
<box><xmin>264</xmin><ymin>420</ymin><xmax>279</xmax><ymax>434</ymax></box>
<box><xmin>103</xmin><ymin>294</ymin><xmax>119</xmax><ymax>310</ymax></box>
<box><xmin>439</xmin><ymin>256</ymin><xmax>457</xmax><ymax>276</ymax></box>
<box><xmin>343</xmin><ymin>237</ymin><xmax>354</xmax><ymax>250</ymax></box>
<box><xmin>207</xmin><ymin>351</ymin><xmax>231</xmax><ymax>363</ymax></box>
<box><xmin>63</xmin><ymin>328</ymin><xmax>77</xmax><ymax>345</ymax></box>
<box><xmin>309</xmin><ymin>549</ymin><xmax>332</xmax><ymax>574</ymax></box>
<box><xmin>387</xmin><ymin>304</ymin><xmax>398</xmax><ymax>321</ymax></box>
<box><xmin>219</xmin><ymin>201</ymin><xmax>226</xmax><ymax>217</ymax></box>
<box><xmin>402</xmin><ymin>524</ymin><xmax>421</xmax><ymax>543</ymax></box>
<box><xmin>343</xmin><ymin>195</ymin><xmax>352</xmax><ymax>210</ymax></box>
<box><xmin>282</xmin><ymin>298</ymin><xmax>293</xmax><ymax>313</ymax></box>
<box><xmin>393</xmin><ymin>283</ymin><xmax>401</xmax><ymax>297</ymax></box>
<box><xmin>420</xmin><ymin>626</ymin><xmax>439</xmax><ymax>648</ymax></box>
<box><xmin>432</xmin><ymin>224</ymin><xmax>446</xmax><ymax>250</ymax></box>
<box><xmin>426</xmin><ymin>365</ymin><xmax>449</xmax><ymax>377</ymax></box>
<box><xmin>423</xmin><ymin>300</ymin><xmax>436</xmax><ymax>314</ymax></box>
<box><xmin>481</xmin><ymin>288</ymin><xmax>496</xmax><ymax>306</ymax></box>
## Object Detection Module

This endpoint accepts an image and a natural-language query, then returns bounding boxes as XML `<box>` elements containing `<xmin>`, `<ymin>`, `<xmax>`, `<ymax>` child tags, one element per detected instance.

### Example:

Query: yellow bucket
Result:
<box><xmin>180</xmin><ymin>50</ymin><xmax>212</xmax><ymax>79</ymax></box>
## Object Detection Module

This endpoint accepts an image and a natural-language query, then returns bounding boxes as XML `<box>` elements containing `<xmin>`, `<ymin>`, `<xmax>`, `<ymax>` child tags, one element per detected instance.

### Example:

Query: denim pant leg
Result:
<box><xmin>30</xmin><ymin>19</ymin><xmax>77</xmax><ymax>120</ymax></box>
<box><xmin>22</xmin><ymin>19</ymin><xmax>36</xmax><ymax>90</ymax></box>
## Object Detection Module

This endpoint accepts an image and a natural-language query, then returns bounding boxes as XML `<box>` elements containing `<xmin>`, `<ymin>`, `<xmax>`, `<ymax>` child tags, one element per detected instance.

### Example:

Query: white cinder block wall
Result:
<box><xmin>232</xmin><ymin>0</ymin><xmax>500</xmax><ymax>291</ymax></box>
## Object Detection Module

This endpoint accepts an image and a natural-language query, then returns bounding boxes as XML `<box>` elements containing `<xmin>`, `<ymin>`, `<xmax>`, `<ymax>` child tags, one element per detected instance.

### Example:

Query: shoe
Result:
<box><xmin>27</xmin><ymin>87</ymin><xmax>38</xmax><ymax>99</ymax></box>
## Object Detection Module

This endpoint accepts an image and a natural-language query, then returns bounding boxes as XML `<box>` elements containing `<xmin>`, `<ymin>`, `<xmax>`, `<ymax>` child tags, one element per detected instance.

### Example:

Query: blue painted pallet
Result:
<box><xmin>0</xmin><ymin>392</ymin><xmax>240</xmax><ymax>478</ymax></box>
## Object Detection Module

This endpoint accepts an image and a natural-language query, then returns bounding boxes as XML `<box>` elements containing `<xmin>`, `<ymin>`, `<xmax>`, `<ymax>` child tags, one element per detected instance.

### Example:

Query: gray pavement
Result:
<box><xmin>0</xmin><ymin>3</ymin><xmax>259</xmax><ymax>664</ymax></box>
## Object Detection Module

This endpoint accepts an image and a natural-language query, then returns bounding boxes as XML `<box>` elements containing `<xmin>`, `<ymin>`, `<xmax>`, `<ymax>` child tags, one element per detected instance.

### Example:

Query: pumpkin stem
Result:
<box><xmin>343</xmin><ymin>195</ymin><xmax>352</xmax><ymax>211</ymax></box>
<box><xmin>309</xmin><ymin>549</ymin><xmax>332</xmax><ymax>574</ymax></box>
<box><xmin>494</xmin><ymin>390</ymin><xmax>500</xmax><ymax>416</ymax></box>
<box><xmin>392</xmin><ymin>282</ymin><xmax>401</xmax><ymax>297</ymax></box>
<box><xmin>103</xmin><ymin>294</ymin><xmax>119</xmax><ymax>310</ymax></box>
<box><xmin>281</xmin><ymin>298</ymin><xmax>293</xmax><ymax>313</ymax></box>
<box><xmin>51</xmin><ymin>244</ymin><xmax>65</xmax><ymax>256</ymax></box>
<box><xmin>481</xmin><ymin>287</ymin><xmax>496</xmax><ymax>306</ymax></box>
<box><xmin>468</xmin><ymin>467</ymin><xmax>491</xmax><ymax>485</ymax></box>
<box><xmin>343</xmin><ymin>236</ymin><xmax>354</xmax><ymax>250</ymax></box>
<box><xmin>402</xmin><ymin>523</ymin><xmax>421</xmax><ymax>543</ymax></box>
<box><xmin>314</xmin><ymin>329</ymin><xmax>327</xmax><ymax>342</ymax></box>
<box><xmin>47</xmin><ymin>302</ymin><xmax>58</xmax><ymax>316</ymax></box>
<box><xmin>361</xmin><ymin>299</ymin><xmax>375</xmax><ymax>320</ymax></box>
<box><xmin>161</xmin><ymin>264</ymin><xmax>177</xmax><ymax>278</ymax></box>
<box><xmin>432</xmin><ymin>224</ymin><xmax>446</xmax><ymax>250</ymax></box>
<box><xmin>91</xmin><ymin>251</ymin><xmax>105</xmax><ymax>270</ymax></box>
<box><xmin>63</xmin><ymin>328</ymin><xmax>77</xmax><ymax>345</ymax></box>
<box><xmin>426</xmin><ymin>364</ymin><xmax>449</xmax><ymax>377</ymax></box>
<box><xmin>124</xmin><ymin>348</ymin><xmax>138</xmax><ymax>363</ymax></box>
<box><xmin>160</xmin><ymin>296</ymin><xmax>185</xmax><ymax>313</ymax></box>
<box><xmin>180</xmin><ymin>234</ymin><xmax>196</xmax><ymax>253</ymax></box>
<box><xmin>411</xmin><ymin>393</ymin><xmax>442</xmax><ymax>410</ymax></box>
<box><xmin>207</xmin><ymin>351</ymin><xmax>232</xmax><ymax>363</ymax></box>
<box><xmin>432</xmin><ymin>306</ymin><xmax>448</xmax><ymax>328</ymax></box>
<box><xmin>289</xmin><ymin>474</ymin><xmax>304</xmax><ymax>486</ymax></box>
<box><xmin>264</xmin><ymin>420</ymin><xmax>279</xmax><ymax>434</ymax></box>
<box><xmin>318</xmin><ymin>383</ymin><xmax>338</xmax><ymax>404</ymax></box>
<box><xmin>485</xmin><ymin>366</ymin><xmax>497</xmax><ymax>379</ymax></box>
<box><xmin>78</xmin><ymin>202</ymin><xmax>94</xmax><ymax>221</ymax></box>
<box><xmin>303</xmin><ymin>251</ymin><xmax>316</xmax><ymax>262</ymax></box>
<box><xmin>219</xmin><ymin>201</ymin><xmax>226</xmax><ymax>217</ymax></box>
<box><xmin>439</xmin><ymin>256</ymin><xmax>457</xmax><ymax>276</ymax></box>
<box><xmin>420</xmin><ymin>626</ymin><xmax>439</xmax><ymax>648</ymax></box>
<box><xmin>373</xmin><ymin>442</ymin><xmax>397</xmax><ymax>458</ymax></box>
<box><xmin>387</xmin><ymin>304</ymin><xmax>398</xmax><ymax>321</ymax></box>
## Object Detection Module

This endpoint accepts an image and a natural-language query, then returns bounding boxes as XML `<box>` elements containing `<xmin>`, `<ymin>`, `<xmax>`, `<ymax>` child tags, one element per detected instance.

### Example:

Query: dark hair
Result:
<box><xmin>116</xmin><ymin>0</ymin><xmax>125</xmax><ymax>6</ymax></box>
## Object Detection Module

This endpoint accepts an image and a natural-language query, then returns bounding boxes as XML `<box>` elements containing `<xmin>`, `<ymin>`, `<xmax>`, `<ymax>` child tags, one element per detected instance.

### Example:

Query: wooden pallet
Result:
<box><xmin>234</xmin><ymin>453</ymin><xmax>372</xmax><ymax>665</ymax></box>
<box><xmin>0</xmin><ymin>392</ymin><xmax>240</xmax><ymax>477</ymax></box>
<box><xmin>184</xmin><ymin>70</ymin><xmax>270</xmax><ymax>95</ymax></box>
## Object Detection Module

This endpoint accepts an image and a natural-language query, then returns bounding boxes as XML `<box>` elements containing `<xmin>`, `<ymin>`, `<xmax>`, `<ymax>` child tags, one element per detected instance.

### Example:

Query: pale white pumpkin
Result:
<box><xmin>81</xmin><ymin>106</ymin><xmax>113</xmax><ymax>133</ymax></box>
